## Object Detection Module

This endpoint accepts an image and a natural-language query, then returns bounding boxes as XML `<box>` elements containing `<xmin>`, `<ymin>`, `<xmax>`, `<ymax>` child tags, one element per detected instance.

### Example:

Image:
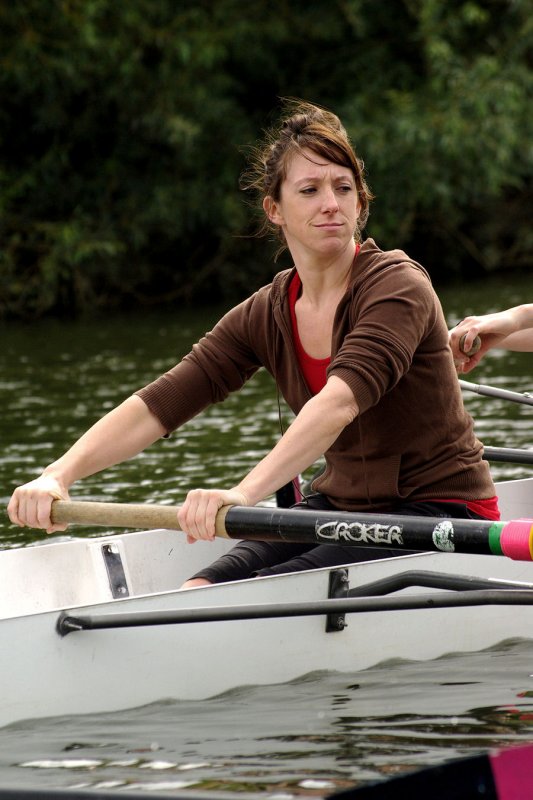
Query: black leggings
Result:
<box><xmin>189</xmin><ymin>494</ymin><xmax>491</xmax><ymax>584</ymax></box>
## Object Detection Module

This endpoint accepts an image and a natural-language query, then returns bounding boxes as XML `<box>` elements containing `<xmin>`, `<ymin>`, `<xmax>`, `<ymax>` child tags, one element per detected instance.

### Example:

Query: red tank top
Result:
<box><xmin>288</xmin><ymin>272</ymin><xmax>329</xmax><ymax>395</ymax></box>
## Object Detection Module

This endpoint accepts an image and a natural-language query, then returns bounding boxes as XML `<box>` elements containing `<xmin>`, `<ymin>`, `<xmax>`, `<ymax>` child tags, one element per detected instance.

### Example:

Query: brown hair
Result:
<box><xmin>241</xmin><ymin>99</ymin><xmax>373</xmax><ymax>246</ymax></box>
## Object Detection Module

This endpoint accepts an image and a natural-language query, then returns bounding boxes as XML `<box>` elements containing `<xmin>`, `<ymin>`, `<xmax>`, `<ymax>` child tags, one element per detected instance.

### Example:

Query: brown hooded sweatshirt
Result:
<box><xmin>136</xmin><ymin>238</ymin><xmax>495</xmax><ymax>511</ymax></box>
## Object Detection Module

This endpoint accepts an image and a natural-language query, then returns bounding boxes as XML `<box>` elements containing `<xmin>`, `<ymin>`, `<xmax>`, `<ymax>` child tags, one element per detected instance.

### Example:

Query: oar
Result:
<box><xmin>459</xmin><ymin>379</ymin><xmax>533</xmax><ymax>407</ymax></box>
<box><xmin>51</xmin><ymin>500</ymin><xmax>533</xmax><ymax>561</ymax></box>
<box><xmin>483</xmin><ymin>445</ymin><xmax>533</xmax><ymax>465</ymax></box>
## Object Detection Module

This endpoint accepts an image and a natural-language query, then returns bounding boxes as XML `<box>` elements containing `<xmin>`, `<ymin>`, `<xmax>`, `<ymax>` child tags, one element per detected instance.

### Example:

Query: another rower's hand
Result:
<box><xmin>449</xmin><ymin>312</ymin><xmax>517</xmax><ymax>374</ymax></box>
<box><xmin>178</xmin><ymin>487</ymin><xmax>250</xmax><ymax>543</ymax></box>
<box><xmin>449</xmin><ymin>322</ymin><xmax>502</xmax><ymax>374</ymax></box>
<box><xmin>7</xmin><ymin>474</ymin><xmax>70</xmax><ymax>534</ymax></box>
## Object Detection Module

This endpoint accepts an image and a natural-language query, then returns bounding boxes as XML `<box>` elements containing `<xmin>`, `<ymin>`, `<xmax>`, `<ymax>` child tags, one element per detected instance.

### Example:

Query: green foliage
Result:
<box><xmin>340</xmin><ymin>0</ymin><xmax>533</xmax><ymax>275</ymax></box>
<box><xmin>0</xmin><ymin>0</ymin><xmax>531</xmax><ymax>316</ymax></box>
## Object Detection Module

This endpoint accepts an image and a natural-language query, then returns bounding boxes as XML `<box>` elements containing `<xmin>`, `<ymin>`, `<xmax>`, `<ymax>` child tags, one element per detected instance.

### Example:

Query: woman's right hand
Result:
<box><xmin>7</xmin><ymin>474</ymin><xmax>70</xmax><ymax>534</ymax></box>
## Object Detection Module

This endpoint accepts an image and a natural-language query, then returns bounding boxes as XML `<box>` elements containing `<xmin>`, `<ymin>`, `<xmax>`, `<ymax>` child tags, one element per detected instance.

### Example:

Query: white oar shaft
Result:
<box><xmin>51</xmin><ymin>500</ymin><xmax>231</xmax><ymax>538</ymax></box>
<box><xmin>459</xmin><ymin>379</ymin><xmax>533</xmax><ymax>407</ymax></box>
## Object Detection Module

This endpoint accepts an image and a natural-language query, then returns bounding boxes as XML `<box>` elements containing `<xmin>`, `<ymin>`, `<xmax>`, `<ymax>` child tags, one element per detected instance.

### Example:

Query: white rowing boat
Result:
<box><xmin>1</xmin><ymin>476</ymin><xmax>533</xmax><ymax>730</ymax></box>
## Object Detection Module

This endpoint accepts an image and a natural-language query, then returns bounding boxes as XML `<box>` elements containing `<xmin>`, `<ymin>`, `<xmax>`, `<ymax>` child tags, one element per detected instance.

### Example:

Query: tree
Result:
<box><xmin>0</xmin><ymin>0</ymin><xmax>531</xmax><ymax>317</ymax></box>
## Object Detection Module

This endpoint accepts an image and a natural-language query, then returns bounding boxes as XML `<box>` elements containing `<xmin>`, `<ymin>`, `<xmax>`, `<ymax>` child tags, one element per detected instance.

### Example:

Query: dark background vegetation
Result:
<box><xmin>1</xmin><ymin>0</ymin><xmax>531</xmax><ymax>318</ymax></box>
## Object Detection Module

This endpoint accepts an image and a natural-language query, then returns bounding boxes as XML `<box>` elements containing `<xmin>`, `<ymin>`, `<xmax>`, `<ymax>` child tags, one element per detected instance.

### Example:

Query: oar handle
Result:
<box><xmin>51</xmin><ymin>500</ymin><xmax>232</xmax><ymax>538</ymax></box>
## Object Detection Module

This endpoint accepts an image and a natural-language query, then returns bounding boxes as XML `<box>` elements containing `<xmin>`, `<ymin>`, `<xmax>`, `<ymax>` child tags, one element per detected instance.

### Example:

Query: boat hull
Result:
<box><xmin>1</xmin><ymin>547</ymin><xmax>533</xmax><ymax>729</ymax></box>
<box><xmin>2</xmin><ymin>476</ymin><xmax>533</xmax><ymax>729</ymax></box>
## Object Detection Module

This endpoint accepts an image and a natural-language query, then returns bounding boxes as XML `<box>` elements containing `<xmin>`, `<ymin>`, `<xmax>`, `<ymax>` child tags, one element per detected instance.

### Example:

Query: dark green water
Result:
<box><xmin>0</xmin><ymin>272</ymin><xmax>532</xmax><ymax>795</ymax></box>
<box><xmin>0</xmin><ymin>305</ymin><xmax>285</xmax><ymax>546</ymax></box>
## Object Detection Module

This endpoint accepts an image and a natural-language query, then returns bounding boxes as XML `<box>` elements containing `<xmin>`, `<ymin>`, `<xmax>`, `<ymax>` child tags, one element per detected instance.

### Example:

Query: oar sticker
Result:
<box><xmin>432</xmin><ymin>520</ymin><xmax>455</xmax><ymax>552</ymax></box>
<box><xmin>315</xmin><ymin>519</ymin><xmax>404</xmax><ymax>546</ymax></box>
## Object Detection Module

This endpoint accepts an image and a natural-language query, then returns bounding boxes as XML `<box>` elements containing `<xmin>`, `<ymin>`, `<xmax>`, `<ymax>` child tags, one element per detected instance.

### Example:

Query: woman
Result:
<box><xmin>450</xmin><ymin>304</ymin><xmax>533</xmax><ymax>374</ymax></box>
<box><xmin>7</xmin><ymin>101</ymin><xmax>499</xmax><ymax>587</ymax></box>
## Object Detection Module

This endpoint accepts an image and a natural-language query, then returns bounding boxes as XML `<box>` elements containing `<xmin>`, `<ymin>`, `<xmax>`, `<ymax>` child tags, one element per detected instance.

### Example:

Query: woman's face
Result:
<box><xmin>263</xmin><ymin>148</ymin><xmax>360</xmax><ymax>262</ymax></box>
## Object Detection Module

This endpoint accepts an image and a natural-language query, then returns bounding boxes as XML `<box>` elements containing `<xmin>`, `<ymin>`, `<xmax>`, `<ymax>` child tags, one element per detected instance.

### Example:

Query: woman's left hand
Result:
<box><xmin>177</xmin><ymin>487</ymin><xmax>250</xmax><ymax>543</ymax></box>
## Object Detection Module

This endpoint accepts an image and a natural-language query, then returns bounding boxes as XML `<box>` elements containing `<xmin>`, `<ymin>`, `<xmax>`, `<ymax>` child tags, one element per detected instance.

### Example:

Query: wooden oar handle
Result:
<box><xmin>51</xmin><ymin>500</ymin><xmax>232</xmax><ymax>538</ymax></box>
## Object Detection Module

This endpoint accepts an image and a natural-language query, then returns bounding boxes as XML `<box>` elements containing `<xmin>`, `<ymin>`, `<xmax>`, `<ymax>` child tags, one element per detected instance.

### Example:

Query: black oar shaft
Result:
<box><xmin>224</xmin><ymin>506</ymin><xmax>495</xmax><ymax>554</ymax></box>
<box><xmin>483</xmin><ymin>446</ymin><xmax>533</xmax><ymax>465</ymax></box>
